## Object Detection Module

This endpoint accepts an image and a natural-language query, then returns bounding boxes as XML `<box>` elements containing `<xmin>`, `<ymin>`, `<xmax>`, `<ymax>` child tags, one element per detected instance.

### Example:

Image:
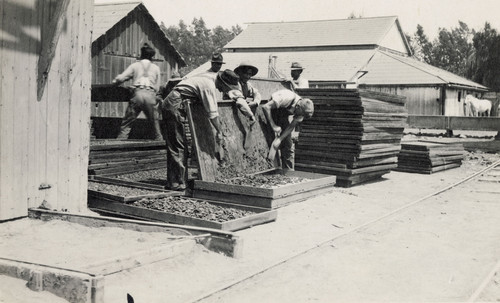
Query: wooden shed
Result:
<box><xmin>0</xmin><ymin>0</ymin><xmax>93</xmax><ymax>221</ymax></box>
<box><xmin>189</xmin><ymin>16</ymin><xmax>488</xmax><ymax>116</ymax></box>
<box><xmin>91</xmin><ymin>1</ymin><xmax>186</xmax><ymax>138</ymax></box>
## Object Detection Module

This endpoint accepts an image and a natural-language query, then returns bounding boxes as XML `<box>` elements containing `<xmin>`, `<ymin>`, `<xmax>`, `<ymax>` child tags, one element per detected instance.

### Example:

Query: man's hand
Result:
<box><xmin>155</xmin><ymin>95</ymin><xmax>163</xmax><ymax>104</ymax></box>
<box><xmin>215</xmin><ymin>132</ymin><xmax>224</xmax><ymax>145</ymax></box>
<box><xmin>247</xmin><ymin>100</ymin><xmax>259</xmax><ymax>107</ymax></box>
<box><xmin>273</xmin><ymin>126</ymin><xmax>282</xmax><ymax>137</ymax></box>
<box><xmin>271</xmin><ymin>138</ymin><xmax>281</xmax><ymax>149</ymax></box>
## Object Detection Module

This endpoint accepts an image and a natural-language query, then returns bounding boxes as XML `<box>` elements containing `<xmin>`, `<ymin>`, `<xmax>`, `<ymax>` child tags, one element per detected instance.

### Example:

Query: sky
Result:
<box><xmin>96</xmin><ymin>0</ymin><xmax>500</xmax><ymax>40</ymax></box>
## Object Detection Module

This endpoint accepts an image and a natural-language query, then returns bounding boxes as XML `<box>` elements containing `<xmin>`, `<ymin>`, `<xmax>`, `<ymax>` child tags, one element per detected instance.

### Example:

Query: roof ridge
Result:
<box><xmin>245</xmin><ymin>16</ymin><xmax>398</xmax><ymax>25</ymax></box>
<box><xmin>94</xmin><ymin>1</ymin><xmax>142</xmax><ymax>7</ymax></box>
<box><xmin>378</xmin><ymin>49</ymin><xmax>486</xmax><ymax>88</ymax></box>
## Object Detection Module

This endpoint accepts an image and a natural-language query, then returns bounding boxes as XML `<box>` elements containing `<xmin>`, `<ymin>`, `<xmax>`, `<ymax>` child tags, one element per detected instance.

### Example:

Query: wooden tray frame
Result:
<box><xmin>88</xmin><ymin>178</ymin><xmax>176</xmax><ymax>202</ymax></box>
<box><xmin>192</xmin><ymin>170</ymin><xmax>336</xmax><ymax>209</ymax></box>
<box><xmin>88</xmin><ymin>197</ymin><xmax>277</xmax><ymax>232</ymax></box>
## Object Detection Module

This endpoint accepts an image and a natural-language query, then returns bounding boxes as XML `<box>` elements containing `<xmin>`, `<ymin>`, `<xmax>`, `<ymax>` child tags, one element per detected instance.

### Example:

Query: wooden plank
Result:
<box><xmin>188</xmin><ymin>101</ymin><xmax>278</xmax><ymax>182</ymax></box>
<box><xmin>395</xmin><ymin>162</ymin><xmax>462</xmax><ymax>174</ymax></box>
<box><xmin>87</xmin><ymin>190</ymin><xmax>175</xmax><ymax>202</ymax></box>
<box><xmin>89</xmin><ymin>176</ymin><xmax>166</xmax><ymax>190</ymax></box>
<box><xmin>335</xmin><ymin>170</ymin><xmax>391</xmax><ymax>187</ymax></box>
<box><xmin>90</xmin><ymin>140</ymin><xmax>166</xmax><ymax>151</ymax></box>
<box><xmin>90</xmin><ymin>161</ymin><xmax>167</xmax><ymax>175</ymax></box>
<box><xmin>89</xmin><ymin>155</ymin><xmax>167</xmax><ymax>168</ymax></box>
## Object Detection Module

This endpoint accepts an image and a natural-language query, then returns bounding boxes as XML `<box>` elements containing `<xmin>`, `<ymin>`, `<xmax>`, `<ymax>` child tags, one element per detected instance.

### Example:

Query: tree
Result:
<box><xmin>468</xmin><ymin>22</ymin><xmax>500</xmax><ymax>91</ymax></box>
<box><xmin>429</xmin><ymin>21</ymin><xmax>474</xmax><ymax>76</ymax></box>
<box><xmin>411</xmin><ymin>24</ymin><xmax>433</xmax><ymax>63</ymax></box>
<box><xmin>160</xmin><ymin>19</ymin><xmax>243</xmax><ymax>75</ymax></box>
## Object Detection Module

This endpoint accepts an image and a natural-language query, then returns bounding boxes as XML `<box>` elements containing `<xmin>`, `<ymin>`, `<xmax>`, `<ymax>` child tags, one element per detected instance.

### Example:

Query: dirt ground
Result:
<box><xmin>1</xmin><ymin>131</ymin><xmax>499</xmax><ymax>303</ymax></box>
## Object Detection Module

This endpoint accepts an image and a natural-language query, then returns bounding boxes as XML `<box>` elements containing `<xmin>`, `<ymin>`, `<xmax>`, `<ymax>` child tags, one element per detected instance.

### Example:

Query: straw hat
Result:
<box><xmin>234</xmin><ymin>61</ymin><xmax>259</xmax><ymax>77</ymax></box>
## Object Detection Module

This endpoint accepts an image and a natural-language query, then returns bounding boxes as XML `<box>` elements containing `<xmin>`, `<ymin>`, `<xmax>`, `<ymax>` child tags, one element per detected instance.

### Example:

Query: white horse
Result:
<box><xmin>464</xmin><ymin>95</ymin><xmax>492</xmax><ymax>117</ymax></box>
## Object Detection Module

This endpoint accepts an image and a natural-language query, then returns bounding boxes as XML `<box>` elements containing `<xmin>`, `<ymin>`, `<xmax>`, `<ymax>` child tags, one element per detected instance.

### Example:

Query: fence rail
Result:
<box><xmin>407</xmin><ymin>115</ymin><xmax>500</xmax><ymax>132</ymax></box>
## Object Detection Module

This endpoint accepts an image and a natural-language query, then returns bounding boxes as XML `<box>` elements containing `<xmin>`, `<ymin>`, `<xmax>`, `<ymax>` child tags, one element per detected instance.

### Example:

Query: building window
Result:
<box><xmin>458</xmin><ymin>91</ymin><xmax>462</xmax><ymax>102</ymax></box>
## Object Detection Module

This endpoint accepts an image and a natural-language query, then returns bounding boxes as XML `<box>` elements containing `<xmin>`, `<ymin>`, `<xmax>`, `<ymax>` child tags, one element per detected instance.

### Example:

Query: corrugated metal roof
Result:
<box><xmin>93</xmin><ymin>1</ymin><xmax>141</xmax><ymax>41</ymax></box>
<box><xmin>187</xmin><ymin>50</ymin><xmax>377</xmax><ymax>82</ymax></box>
<box><xmin>225</xmin><ymin>16</ymin><xmax>398</xmax><ymax>49</ymax></box>
<box><xmin>361</xmin><ymin>50</ymin><xmax>487</xmax><ymax>89</ymax></box>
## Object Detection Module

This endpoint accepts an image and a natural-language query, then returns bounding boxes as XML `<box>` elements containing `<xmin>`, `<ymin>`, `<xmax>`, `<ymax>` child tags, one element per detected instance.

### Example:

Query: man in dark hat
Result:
<box><xmin>112</xmin><ymin>43</ymin><xmax>163</xmax><ymax>140</ymax></box>
<box><xmin>262</xmin><ymin>89</ymin><xmax>314</xmax><ymax>170</ymax></box>
<box><xmin>290</xmin><ymin>62</ymin><xmax>309</xmax><ymax>89</ymax></box>
<box><xmin>233</xmin><ymin>61</ymin><xmax>262</xmax><ymax>108</ymax></box>
<box><xmin>158</xmin><ymin>71</ymin><xmax>183</xmax><ymax>100</ymax></box>
<box><xmin>161</xmin><ymin>69</ymin><xmax>254</xmax><ymax>190</ymax></box>
<box><xmin>207</xmin><ymin>53</ymin><xmax>225</xmax><ymax>73</ymax></box>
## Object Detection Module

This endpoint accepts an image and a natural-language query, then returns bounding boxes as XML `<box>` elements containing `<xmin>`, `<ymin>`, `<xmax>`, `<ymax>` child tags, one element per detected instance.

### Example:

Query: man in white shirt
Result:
<box><xmin>112</xmin><ymin>43</ymin><xmax>162</xmax><ymax>140</ymax></box>
<box><xmin>262</xmin><ymin>89</ymin><xmax>314</xmax><ymax>170</ymax></box>
<box><xmin>290</xmin><ymin>62</ymin><xmax>309</xmax><ymax>89</ymax></box>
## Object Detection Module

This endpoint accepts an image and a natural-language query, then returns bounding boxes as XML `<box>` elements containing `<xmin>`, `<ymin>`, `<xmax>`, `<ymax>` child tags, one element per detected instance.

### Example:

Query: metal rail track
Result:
<box><xmin>186</xmin><ymin>159</ymin><xmax>500</xmax><ymax>303</ymax></box>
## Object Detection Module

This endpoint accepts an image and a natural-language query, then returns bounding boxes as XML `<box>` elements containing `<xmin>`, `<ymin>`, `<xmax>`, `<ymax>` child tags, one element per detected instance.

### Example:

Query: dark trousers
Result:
<box><xmin>272</xmin><ymin>109</ymin><xmax>295</xmax><ymax>170</ymax></box>
<box><xmin>117</xmin><ymin>88</ymin><xmax>162</xmax><ymax>140</ymax></box>
<box><xmin>161</xmin><ymin>90</ymin><xmax>188</xmax><ymax>187</ymax></box>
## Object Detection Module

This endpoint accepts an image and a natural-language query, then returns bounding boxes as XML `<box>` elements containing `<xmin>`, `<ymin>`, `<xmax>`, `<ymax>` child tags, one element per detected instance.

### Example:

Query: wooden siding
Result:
<box><xmin>0</xmin><ymin>0</ymin><xmax>93</xmax><ymax>220</ymax></box>
<box><xmin>443</xmin><ymin>88</ymin><xmax>467</xmax><ymax>116</ymax></box>
<box><xmin>91</xmin><ymin>8</ymin><xmax>181</xmax><ymax>86</ymax></box>
<box><xmin>361</xmin><ymin>85</ymin><xmax>442</xmax><ymax>115</ymax></box>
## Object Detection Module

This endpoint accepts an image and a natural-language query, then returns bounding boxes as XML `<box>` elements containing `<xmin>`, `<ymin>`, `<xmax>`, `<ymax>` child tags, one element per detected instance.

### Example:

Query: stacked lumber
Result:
<box><xmin>89</xmin><ymin>140</ymin><xmax>167</xmax><ymax>176</ymax></box>
<box><xmin>295</xmin><ymin>89</ymin><xmax>407</xmax><ymax>187</ymax></box>
<box><xmin>395</xmin><ymin>141</ymin><xmax>465</xmax><ymax>174</ymax></box>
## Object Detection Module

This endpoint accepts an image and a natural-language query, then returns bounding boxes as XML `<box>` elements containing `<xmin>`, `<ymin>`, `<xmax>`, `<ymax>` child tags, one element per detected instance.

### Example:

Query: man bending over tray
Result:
<box><xmin>262</xmin><ymin>89</ymin><xmax>314</xmax><ymax>170</ymax></box>
<box><xmin>161</xmin><ymin>70</ymin><xmax>255</xmax><ymax>191</ymax></box>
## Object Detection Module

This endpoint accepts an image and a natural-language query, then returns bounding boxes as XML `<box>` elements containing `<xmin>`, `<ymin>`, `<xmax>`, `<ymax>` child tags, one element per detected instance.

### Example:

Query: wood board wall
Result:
<box><xmin>0</xmin><ymin>0</ymin><xmax>93</xmax><ymax>220</ymax></box>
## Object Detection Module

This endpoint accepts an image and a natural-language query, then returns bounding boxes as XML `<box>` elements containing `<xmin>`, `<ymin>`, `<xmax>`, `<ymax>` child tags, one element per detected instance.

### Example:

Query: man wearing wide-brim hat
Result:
<box><xmin>160</xmin><ymin>69</ymin><xmax>254</xmax><ymax>190</ymax></box>
<box><xmin>290</xmin><ymin>62</ymin><xmax>309</xmax><ymax>89</ymax></box>
<box><xmin>233</xmin><ymin>61</ymin><xmax>262</xmax><ymax>108</ymax></box>
<box><xmin>207</xmin><ymin>53</ymin><xmax>225</xmax><ymax>73</ymax></box>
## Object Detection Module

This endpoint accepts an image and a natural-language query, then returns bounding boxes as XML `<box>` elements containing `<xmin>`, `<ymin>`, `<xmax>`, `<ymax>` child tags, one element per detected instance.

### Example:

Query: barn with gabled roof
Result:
<box><xmin>189</xmin><ymin>16</ymin><xmax>487</xmax><ymax>116</ymax></box>
<box><xmin>92</xmin><ymin>1</ymin><xmax>185</xmax><ymax>85</ymax></box>
<box><xmin>91</xmin><ymin>1</ymin><xmax>186</xmax><ymax>138</ymax></box>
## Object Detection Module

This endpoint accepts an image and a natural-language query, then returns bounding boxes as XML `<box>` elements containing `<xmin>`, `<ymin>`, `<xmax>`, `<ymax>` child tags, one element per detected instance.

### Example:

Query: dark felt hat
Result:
<box><xmin>217</xmin><ymin>69</ymin><xmax>240</xmax><ymax>91</ymax></box>
<box><xmin>211</xmin><ymin>53</ymin><xmax>225</xmax><ymax>64</ymax></box>
<box><xmin>234</xmin><ymin>61</ymin><xmax>259</xmax><ymax>77</ymax></box>
<box><xmin>290</xmin><ymin>62</ymin><xmax>305</xmax><ymax>70</ymax></box>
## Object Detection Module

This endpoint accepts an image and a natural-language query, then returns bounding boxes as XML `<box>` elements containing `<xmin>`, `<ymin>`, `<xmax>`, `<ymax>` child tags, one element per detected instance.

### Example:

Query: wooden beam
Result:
<box><xmin>407</xmin><ymin>115</ymin><xmax>500</xmax><ymax>131</ymax></box>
